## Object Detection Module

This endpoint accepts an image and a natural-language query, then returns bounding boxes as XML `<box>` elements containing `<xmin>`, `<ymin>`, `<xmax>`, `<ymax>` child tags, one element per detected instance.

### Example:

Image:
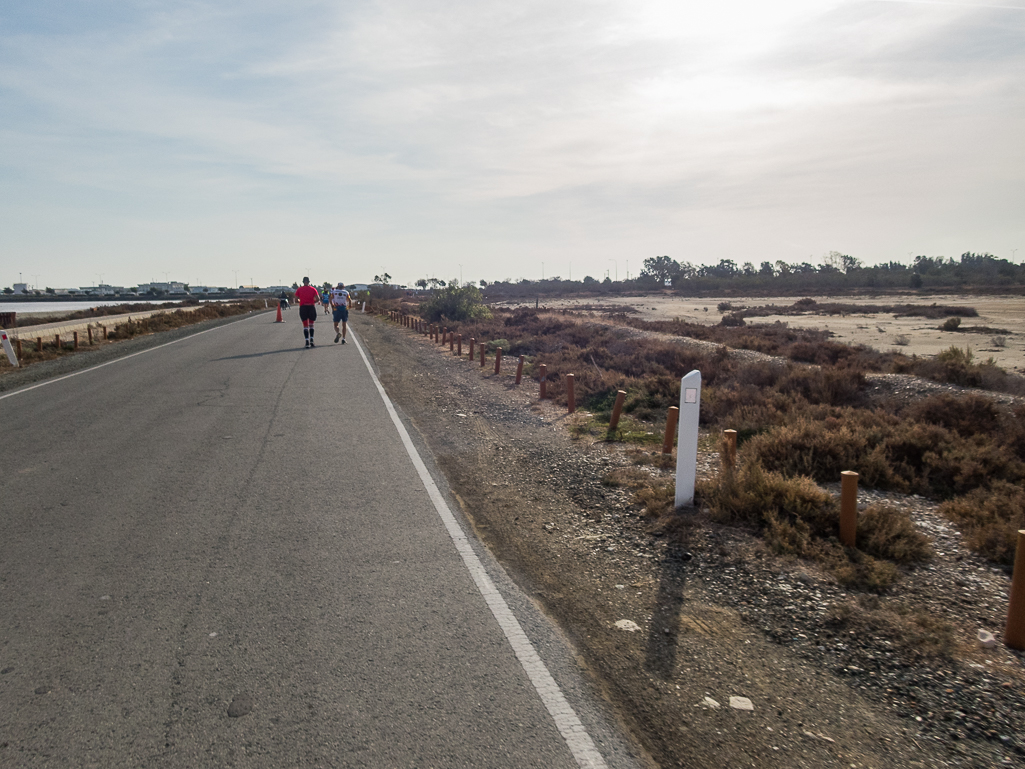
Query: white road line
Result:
<box><xmin>0</xmin><ymin>313</ymin><xmax>265</xmax><ymax>402</ymax></box>
<box><xmin>350</xmin><ymin>329</ymin><xmax>609</xmax><ymax>769</ymax></box>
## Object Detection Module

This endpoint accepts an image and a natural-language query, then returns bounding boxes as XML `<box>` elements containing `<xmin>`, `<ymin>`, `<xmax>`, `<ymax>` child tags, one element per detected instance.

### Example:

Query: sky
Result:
<box><xmin>1</xmin><ymin>0</ymin><xmax>1023</xmax><ymax>290</ymax></box>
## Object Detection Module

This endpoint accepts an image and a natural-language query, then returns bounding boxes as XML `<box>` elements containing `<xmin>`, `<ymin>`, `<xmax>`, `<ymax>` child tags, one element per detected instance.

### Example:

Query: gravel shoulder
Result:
<box><xmin>357</xmin><ymin>313</ymin><xmax>1025</xmax><ymax>769</ymax></box>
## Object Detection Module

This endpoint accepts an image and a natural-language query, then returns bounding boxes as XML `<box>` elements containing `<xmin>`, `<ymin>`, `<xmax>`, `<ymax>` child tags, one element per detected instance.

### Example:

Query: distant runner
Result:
<box><xmin>321</xmin><ymin>287</ymin><xmax>330</xmax><ymax>315</ymax></box>
<box><xmin>330</xmin><ymin>282</ymin><xmax>351</xmax><ymax>344</ymax></box>
<box><xmin>294</xmin><ymin>277</ymin><xmax>320</xmax><ymax>348</ymax></box>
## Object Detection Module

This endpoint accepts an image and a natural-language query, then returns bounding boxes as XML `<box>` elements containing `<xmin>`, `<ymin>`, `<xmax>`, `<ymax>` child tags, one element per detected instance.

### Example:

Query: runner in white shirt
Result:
<box><xmin>330</xmin><ymin>283</ymin><xmax>351</xmax><ymax>344</ymax></box>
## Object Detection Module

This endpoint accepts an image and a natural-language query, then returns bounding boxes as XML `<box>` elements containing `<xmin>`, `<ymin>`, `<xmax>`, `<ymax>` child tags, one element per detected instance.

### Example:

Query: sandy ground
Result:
<box><xmin>496</xmin><ymin>294</ymin><xmax>1025</xmax><ymax>373</ymax></box>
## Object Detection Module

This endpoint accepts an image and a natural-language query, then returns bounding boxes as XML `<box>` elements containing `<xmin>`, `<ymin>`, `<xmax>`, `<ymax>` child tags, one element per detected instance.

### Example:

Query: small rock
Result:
<box><xmin>729</xmin><ymin>696</ymin><xmax>754</xmax><ymax>711</ymax></box>
<box><xmin>977</xmin><ymin>629</ymin><xmax>998</xmax><ymax>648</ymax></box>
<box><xmin>802</xmin><ymin>730</ymin><xmax>835</xmax><ymax>743</ymax></box>
<box><xmin>615</xmin><ymin>619</ymin><xmax>641</xmax><ymax>632</ymax></box>
<box><xmin>227</xmin><ymin>694</ymin><xmax>254</xmax><ymax>718</ymax></box>
<box><xmin>702</xmin><ymin>696</ymin><xmax>721</xmax><ymax>709</ymax></box>
<box><xmin>34</xmin><ymin>686</ymin><xmax>50</xmax><ymax>695</ymax></box>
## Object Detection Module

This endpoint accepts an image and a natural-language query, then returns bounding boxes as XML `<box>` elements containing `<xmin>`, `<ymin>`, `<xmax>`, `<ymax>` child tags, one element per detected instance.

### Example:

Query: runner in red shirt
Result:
<box><xmin>294</xmin><ymin>277</ymin><xmax>321</xmax><ymax>348</ymax></box>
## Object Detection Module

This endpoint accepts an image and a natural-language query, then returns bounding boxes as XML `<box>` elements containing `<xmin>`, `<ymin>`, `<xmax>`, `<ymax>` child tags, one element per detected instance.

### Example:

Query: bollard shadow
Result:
<box><xmin>643</xmin><ymin>507</ymin><xmax>699</xmax><ymax>680</ymax></box>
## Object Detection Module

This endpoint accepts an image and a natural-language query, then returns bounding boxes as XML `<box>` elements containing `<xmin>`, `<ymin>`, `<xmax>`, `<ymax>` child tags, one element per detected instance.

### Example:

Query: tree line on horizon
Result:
<box><xmin>474</xmin><ymin>251</ymin><xmax>1024</xmax><ymax>297</ymax></box>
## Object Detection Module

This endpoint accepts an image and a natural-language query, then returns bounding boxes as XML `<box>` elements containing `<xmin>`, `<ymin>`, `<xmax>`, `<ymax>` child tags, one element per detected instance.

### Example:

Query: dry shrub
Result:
<box><xmin>742</xmin><ymin>415</ymin><xmax>893</xmax><ymax>489</ymax></box>
<box><xmin>856</xmin><ymin>504</ymin><xmax>933</xmax><ymax>564</ymax></box>
<box><xmin>602</xmin><ymin>467</ymin><xmax>651</xmax><ymax>488</ymax></box>
<box><xmin>827</xmin><ymin>597</ymin><xmax>956</xmax><ymax>659</ymax></box>
<box><xmin>701</xmin><ymin>461</ymin><xmax>838</xmax><ymax>536</ymax></box>
<box><xmin>829</xmin><ymin>550</ymin><xmax>901</xmax><ymax>592</ymax></box>
<box><xmin>700</xmin><ymin>461</ymin><xmax>911</xmax><ymax>591</ymax></box>
<box><xmin>745</xmin><ymin>408</ymin><xmax>1025</xmax><ymax>501</ymax></box>
<box><xmin>777</xmin><ymin>367</ymin><xmax>866</xmax><ymax>406</ymax></box>
<box><xmin>904</xmin><ymin>392</ymin><xmax>1000</xmax><ymax>437</ymax></box>
<box><xmin>602</xmin><ymin>467</ymin><xmax>675</xmax><ymax>515</ymax></box>
<box><xmin>635</xmin><ymin>482</ymin><xmax>676</xmax><ymax>516</ymax></box>
<box><xmin>939</xmin><ymin>481</ymin><xmax>1025</xmax><ymax>566</ymax></box>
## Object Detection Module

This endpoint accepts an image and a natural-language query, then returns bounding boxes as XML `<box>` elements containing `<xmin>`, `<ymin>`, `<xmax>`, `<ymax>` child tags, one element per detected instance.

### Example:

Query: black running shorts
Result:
<box><xmin>299</xmin><ymin>305</ymin><xmax>318</xmax><ymax>322</ymax></box>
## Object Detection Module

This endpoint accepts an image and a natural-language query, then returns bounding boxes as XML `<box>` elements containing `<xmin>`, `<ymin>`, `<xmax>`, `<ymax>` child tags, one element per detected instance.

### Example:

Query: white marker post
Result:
<box><xmin>1</xmin><ymin>329</ymin><xmax>19</xmax><ymax>368</ymax></box>
<box><xmin>674</xmin><ymin>369</ymin><xmax>701</xmax><ymax>507</ymax></box>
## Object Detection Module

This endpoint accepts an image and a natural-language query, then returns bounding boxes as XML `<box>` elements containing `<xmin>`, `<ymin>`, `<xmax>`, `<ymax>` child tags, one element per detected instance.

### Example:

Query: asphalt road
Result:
<box><xmin>0</xmin><ymin>312</ymin><xmax>641</xmax><ymax>768</ymax></box>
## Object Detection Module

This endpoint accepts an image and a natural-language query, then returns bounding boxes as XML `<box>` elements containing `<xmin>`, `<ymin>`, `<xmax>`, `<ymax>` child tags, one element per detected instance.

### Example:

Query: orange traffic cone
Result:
<box><xmin>275</xmin><ymin>303</ymin><xmax>284</xmax><ymax>323</ymax></box>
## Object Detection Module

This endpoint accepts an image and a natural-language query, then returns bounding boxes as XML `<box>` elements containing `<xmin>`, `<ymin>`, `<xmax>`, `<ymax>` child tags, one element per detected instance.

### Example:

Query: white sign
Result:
<box><xmin>674</xmin><ymin>370</ymin><xmax>701</xmax><ymax>507</ymax></box>
<box><xmin>1</xmin><ymin>329</ymin><xmax>19</xmax><ymax>367</ymax></box>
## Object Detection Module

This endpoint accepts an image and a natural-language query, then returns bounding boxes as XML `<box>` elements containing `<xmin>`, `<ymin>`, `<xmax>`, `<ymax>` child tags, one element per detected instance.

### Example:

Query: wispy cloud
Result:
<box><xmin>0</xmin><ymin>0</ymin><xmax>1022</xmax><ymax>286</ymax></box>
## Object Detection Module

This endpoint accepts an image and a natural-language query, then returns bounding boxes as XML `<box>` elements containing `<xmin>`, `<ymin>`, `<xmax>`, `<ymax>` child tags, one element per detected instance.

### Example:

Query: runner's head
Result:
<box><xmin>337</xmin><ymin>282</ymin><xmax>345</xmax><ymax>289</ymax></box>
<box><xmin>302</xmin><ymin>276</ymin><xmax>310</xmax><ymax>285</ymax></box>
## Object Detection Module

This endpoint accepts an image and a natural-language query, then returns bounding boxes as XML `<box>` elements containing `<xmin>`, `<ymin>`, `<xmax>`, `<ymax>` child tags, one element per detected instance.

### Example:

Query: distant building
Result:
<box><xmin>12</xmin><ymin>283</ymin><xmax>27</xmax><ymax>294</ymax></box>
<box><xmin>79</xmin><ymin>285</ymin><xmax>126</xmax><ymax>296</ymax></box>
<box><xmin>137</xmin><ymin>282</ymin><xmax>188</xmax><ymax>295</ymax></box>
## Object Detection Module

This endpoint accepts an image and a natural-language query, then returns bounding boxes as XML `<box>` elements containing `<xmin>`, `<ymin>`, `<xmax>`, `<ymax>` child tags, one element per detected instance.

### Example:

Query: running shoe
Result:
<box><xmin>335</xmin><ymin>332</ymin><xmax>341</xmax><ymax>343</ymax></box>
<box><xmin>341</xmin><ymin>338</ymin><xmax>346</xmax><ymax>344</ymax></box>
<box><xmin>305</xmin><ymin>342</ymin><xmax>310</xmax><ymax>348</ymax></box>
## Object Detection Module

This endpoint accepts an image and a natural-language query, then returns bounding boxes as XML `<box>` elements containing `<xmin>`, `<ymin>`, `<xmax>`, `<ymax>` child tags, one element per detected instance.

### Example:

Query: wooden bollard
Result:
<box><xmin>662</xmin><ymin>406</ymin><xmax>679</xmax><ymax>454</ymax></box>
<box><xmin>73</xmin><ymin>331</ymin><xmax>79</xmax><ymax>351</ymax></box>
<box><xmin>457</xmin><ymin>334</ymin><xmax>462</xmax><ymax>356</ymax></box>
<box><xmin>494</xmin><ymin>347</ymin><xmax>502</xmax><ymax>375</ymax></box>
<box><xmin>103</xmin><ymin>326</ymin><xmax>108</xmax><ymax>340</ymax></box>
<box><xmin>840</xmin><ymin>471</ymin><xmax>859</xmax><ymax>547</ymax></box>
<box><xmin>723</xmin><ymin>429</ymin><xmax>738</xmax><ymax>469</ymax></box>
<box><xmin>16</xmin><ymin>338</ymin><xmax>22</xmax><ymax>358</ymax></box>
<box><xmin>566</xmin><ymin>373</ymin><xmax>575</xmax><ymax>413</ymax></box>
<box><xmin>469</xmin><ymin>338</ymin><xmax>475</xmax><ymax>361</ymax></box>
<box><xmin>609</xmin><ymin>390</ymin><xmax>626</xmax><ymax>430</ymax></box>
<box><xmin>1004</xmin><ymin>530</ymin><xmax>1025</xmax><ymax>649</ymax></box>
<box><xmin>55</xmin><ymin>333</ymin><xmax>60</xmax><ymax>350</ymax></box>
<box><xmin>36</xmin><ymin>337</ymin><xmax>42</xmax><ymax>352</ymax></box>
<box><xmin>539</xmin><ymin>364</ymin><xmax>547</xmax><ymax>399</ymax></box>
<box><xmin>87</xmin><ymin>327</ymin><xmax>93</xmax><ymax>344</ymax></box>
<box><xmin>515</xmin><ymin>355</ymin><xmax>524</xmax><ymax>385</ymax></box>
<box><xmin>442</xmin><ymin>327</ymin><xmax>448</xmax><ymax>346</ymax></box>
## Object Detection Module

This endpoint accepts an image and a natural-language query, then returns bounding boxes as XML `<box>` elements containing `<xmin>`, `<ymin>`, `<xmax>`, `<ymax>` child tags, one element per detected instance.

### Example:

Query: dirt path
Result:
<box><xmin>356</xmin><ymin>314</ymin><xmax>1023</xmax><ymax>768</ymax></box>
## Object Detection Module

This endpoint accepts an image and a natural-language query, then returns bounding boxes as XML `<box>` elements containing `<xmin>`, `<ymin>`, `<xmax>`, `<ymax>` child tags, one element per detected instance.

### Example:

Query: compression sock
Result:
<box><xmin>304</xmin><ymin>327</ymin><xmax>309</xmax><ymax>341</ymax></box>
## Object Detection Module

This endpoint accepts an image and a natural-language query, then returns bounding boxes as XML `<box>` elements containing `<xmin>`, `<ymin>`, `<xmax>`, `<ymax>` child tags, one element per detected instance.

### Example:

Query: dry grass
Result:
<box><xmin>388</xmin><ymin>304</ymin><xmax>1025</xmax><ymax>569</ymax></box>
<box><xmin>695</xmin><ymin>460</ymin><xmax>927</xmax><ymax>591</ymax></box>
